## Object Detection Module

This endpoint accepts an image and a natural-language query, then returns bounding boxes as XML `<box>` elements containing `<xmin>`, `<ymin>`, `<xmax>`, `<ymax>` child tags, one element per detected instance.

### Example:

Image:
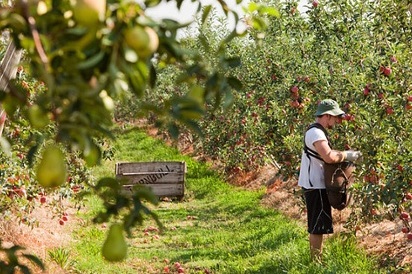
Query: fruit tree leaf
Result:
<box><xmin>77</xmin><ymin>51</ymin><xmax>105</xmax><ymax>70</ymax></box>
<box><xmin>22</xmin><ymin>254</ymin><xmax>45</xmax><ymax>270</ymax></box>
<box><xmin>201</xmin><ymin>5</ymin><xmax>212</xmax><ymax>25</ymax></box>
<box><xmin>226</xmin><ymin>76</ymin><xmax>242</xmax><ymax>90</ymax></box>
<box><xmin>95</xmin><ymin>177</ymin><xmax>121</xmax><ymax>191</ymax></box>
<box><xmin>224</xmin><ymin>57</ymin><xmax>241</xmax><ymax>68</ymax></box>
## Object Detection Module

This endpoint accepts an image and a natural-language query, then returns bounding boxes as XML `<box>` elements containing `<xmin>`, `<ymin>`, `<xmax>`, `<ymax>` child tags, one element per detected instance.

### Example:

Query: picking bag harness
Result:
<box><xmin>303</xmin><ymin>123</ymin><xmax>355</xmax><ymax>210</ymax></box>
<box><xmin>303</xmin><ymin>123</ymin><xmax>330</xmax><ymax>187</ymax></box>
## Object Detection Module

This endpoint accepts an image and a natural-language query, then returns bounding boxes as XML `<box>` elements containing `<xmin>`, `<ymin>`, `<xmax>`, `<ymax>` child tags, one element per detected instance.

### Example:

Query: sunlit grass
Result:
<box><xmin>68</xmin><ymin>127</ymin><xmax>383</xmax><ymax>273</ymax></box>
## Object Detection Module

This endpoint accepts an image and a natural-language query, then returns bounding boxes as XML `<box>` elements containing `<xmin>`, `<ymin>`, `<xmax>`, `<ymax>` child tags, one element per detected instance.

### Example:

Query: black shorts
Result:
<box><xmin>303</xmin><ymin>188</ymin><xmax>333</xmax><ymax>234</ymax></box>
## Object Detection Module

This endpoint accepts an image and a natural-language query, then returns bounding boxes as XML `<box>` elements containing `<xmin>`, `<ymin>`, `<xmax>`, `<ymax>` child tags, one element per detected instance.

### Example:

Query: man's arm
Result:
<box><xmin>313</xmin><ymin>140</ymin><xmax>345</xmax><ymax>163</ymax></box>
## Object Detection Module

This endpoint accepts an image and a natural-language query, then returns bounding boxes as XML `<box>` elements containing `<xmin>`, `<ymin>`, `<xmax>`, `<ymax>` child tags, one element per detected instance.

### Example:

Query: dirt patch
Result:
<box><xmin>0</xmin><ymin>198</ymin><xmax>79</xmax><ymax>274</ymax></box>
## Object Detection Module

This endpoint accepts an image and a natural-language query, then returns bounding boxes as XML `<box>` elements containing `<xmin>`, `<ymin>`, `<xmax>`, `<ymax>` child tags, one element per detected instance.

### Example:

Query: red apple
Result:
<box><xmin>313</xmin><ymin>0</ymin><xmax>319</xmax><ymax>7</ymax></box>
<box><xmin>400</xmin><ymin>212</ymin><xmax>409</xmax><ymax>220</ymax></box>
<box><xmin>290</xmin><ymin>85</ymin><xmax>299</xmax><ymax>94</ymax></box>
<box><xmin>40</xmin><ymin>196</ymin><xmax>46</xmax><ymax>204</ymax></box>
<box><xmin>363</xmin><ymin>86</ymin><xmax>370</xmax><ymax>95</ymax></box>
<box><xmin>407</xmin><ymin>233</ymin><xmax>412</xmax><ymax>241</ymax></box>
<box><xmin>59</xmin><ymin>219</ymin><xmax>65</xmax><ymax>225</ymax></box>
<box><xmin>405</xmin><ymin>193</ymin><xmax>412</xmax><ymax>200</ymax></box>
<box><xmin>163</xmin><ymin>266</ymin><xmax>170</xmax><ymax>273</ymax></box>
<box><xmin>177</xmin><ymin>267</ymin><xmax>185</xmax><ymax>273</ymax></box>
<box><xmin>290</xmin><ymin>100</ymin><xmax>300</xmax><ymax>108</ymax></box>
<box><xmin>402</xmin><ymin>227</ymin><xmax>409</xmax><ymax>233</ymax></box>
<box><xmin>386</xmin><ymin>107</ymin><xmax>394</xmax><ymax>115</ymax></box>
<box><xmin>383</xmin><ymin>66</ymin><xmax>392</xmax><ymax>76</ymax></box>
<box><xmin>174</xmin><ymin>262</ymin><xmax>181</xmax><ymax>269</ymax></box>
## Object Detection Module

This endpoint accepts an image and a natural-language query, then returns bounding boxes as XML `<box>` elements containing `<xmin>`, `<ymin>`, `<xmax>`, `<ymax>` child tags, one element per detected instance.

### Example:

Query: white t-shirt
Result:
<box><xmin>298</xmin><ymin>127</ymin><xmax>328</xmax><ymax>189</ymax></box>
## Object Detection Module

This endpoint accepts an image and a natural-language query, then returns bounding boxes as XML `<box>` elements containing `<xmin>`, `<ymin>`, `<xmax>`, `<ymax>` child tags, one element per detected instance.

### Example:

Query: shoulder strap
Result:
<box><xmin>304</xmin><ymin>123</ymin><xmax>332</xmax><ymax>151</ymax></box>
<box><xmin>303</xmin><ymin>123</ymin><xmax>331</xmax><ymax>187</ymax></box>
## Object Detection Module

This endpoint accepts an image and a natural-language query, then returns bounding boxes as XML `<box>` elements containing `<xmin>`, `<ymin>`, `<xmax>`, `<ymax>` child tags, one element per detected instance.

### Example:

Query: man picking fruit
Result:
<box><xmin>298</xmin><ymin>99</ymin><xmax>362</xmax><ymax>261</ymax></box>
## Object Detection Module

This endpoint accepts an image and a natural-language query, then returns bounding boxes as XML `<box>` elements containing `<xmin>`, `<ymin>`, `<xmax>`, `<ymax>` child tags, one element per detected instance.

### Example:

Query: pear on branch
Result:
<box><xmin>36</xmin><ymin>144</ymin><xmax>67</xmax><ymax>188</ymax></box>
<box><xmin>102</xmin><ymin>223</ymin><xmax>128</xmax><ymax>262</ymax></box>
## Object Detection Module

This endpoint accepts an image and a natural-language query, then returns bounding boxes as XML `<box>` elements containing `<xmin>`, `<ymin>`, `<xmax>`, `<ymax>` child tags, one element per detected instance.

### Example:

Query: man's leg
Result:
<box><xmin>309</xmin><ymin>233</ymin><xmax>323</xmax><ymax>261</ymax></box>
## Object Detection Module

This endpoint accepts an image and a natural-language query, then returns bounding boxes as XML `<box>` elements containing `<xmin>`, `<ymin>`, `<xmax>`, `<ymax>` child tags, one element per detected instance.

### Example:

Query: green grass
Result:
<box><xmin>68</xmin><ymin>127</ymin><xmax>383</xmax><ymax>273</ymax></box>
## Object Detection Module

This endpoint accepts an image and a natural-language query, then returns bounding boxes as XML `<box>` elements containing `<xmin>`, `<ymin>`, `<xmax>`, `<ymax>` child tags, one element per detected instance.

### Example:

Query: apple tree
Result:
<box><xmin>0</xmin><ymin>0</ymin><xmax>279</xmax><ymax>269</ymax></box>
<box><xmin>149</xmin><ymin>0</ymin><xmax>412</xmax><ymax>231</ymax></box>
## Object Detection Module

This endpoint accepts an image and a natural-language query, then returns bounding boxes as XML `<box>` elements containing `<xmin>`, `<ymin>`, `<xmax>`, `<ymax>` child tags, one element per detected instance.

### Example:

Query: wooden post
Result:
<box><xmin>0</xmin><ymin>39</ymin><xmax>23</xmax><ymax>136</ymax></box>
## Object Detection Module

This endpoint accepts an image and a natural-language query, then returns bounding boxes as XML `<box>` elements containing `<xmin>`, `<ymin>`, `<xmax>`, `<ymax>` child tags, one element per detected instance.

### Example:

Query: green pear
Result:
<box><xmin>72</xmin><ymin>0</ymin><xmax>106</xmax><ymax>27</ymax></box>
<box><xmin>28</xmin><ymin>104</ymin><xmax>50</xmax><ymax>129</ymax></box>
<box><xmin>36</xmin><ymin>144</ymin><xmax>67</xmax><ymax>188</ymax></box>
<box><xmin>124</xmin><ymin>26</ymin><xmax>159</xmax><ymax>59</ymax></box>
<box><xmin>102</xmin><ymin>223</ymin><xmax>127</xmax><ymax>262</ymax></box>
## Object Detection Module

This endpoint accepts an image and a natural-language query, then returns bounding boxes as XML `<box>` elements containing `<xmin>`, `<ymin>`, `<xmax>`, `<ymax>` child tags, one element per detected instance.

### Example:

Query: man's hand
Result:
<box><xmin>344</xmin><ymin>150</ymin><xmax>362</xmax><ymax>162</ymax></box>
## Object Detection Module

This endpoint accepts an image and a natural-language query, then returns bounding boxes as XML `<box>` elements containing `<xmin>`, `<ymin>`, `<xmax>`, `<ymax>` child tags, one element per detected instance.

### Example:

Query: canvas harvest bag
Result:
<box><xmin>304</xmin><ymin>123</ymin><xmax>355</xmax><ymax>210</ymax></box>
<box><xmin>323</xmin><ymin>161</ymin><xmax>355</xmax><ymax>210</ymax></box>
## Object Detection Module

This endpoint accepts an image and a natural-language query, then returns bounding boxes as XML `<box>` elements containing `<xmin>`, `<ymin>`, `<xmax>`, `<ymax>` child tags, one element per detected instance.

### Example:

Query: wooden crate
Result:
<box><xmin>115</xmin><ymin>161</ymin><xmax>186</xmax><ymax>199</ymax></box>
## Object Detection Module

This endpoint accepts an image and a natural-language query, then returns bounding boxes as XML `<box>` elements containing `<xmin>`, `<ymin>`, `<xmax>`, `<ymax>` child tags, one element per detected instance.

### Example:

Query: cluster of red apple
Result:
<box><xmin>162</xmin><ymin>261</ymin><xmax>212</xmax><ymax>274</ymax></box>
<box><xmin>405</xmin><ymin>96</ymin><xmax>412</xmax><ymax>111</ymax></box>
<box><xmin>59</xmin><ymin>213</ymin><xmax>69</xmax><ymax>226</ymax></box>
<box><xmin>379</xmin><ymin>65</ymin><xmax>392</xmax><ymax>77</ymax></box>
<box><xmin>400</xmin><ymin>193</ymin><xmax>412</xmax><ymax>240</ymax></box>
<box><xmin>163</xmin><ymin>261</ymin><xmax>185</xmax><ymax>273</ymax></box>
<box><xmin>289</xmin><ymin>85</ymin><xmax>304</xmax><ymax>109</ymax></box>
<box><xmin>142</xmin><ymin>225</ymin><xmax>161</xmax><ymax>243</ymax></box>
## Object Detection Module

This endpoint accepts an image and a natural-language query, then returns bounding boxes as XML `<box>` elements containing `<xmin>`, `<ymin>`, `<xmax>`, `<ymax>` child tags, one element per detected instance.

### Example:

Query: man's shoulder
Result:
<box><xmin>306</xmin><ymin>126</ymin><xmax>327</xmax><ymax>141</ymax></box>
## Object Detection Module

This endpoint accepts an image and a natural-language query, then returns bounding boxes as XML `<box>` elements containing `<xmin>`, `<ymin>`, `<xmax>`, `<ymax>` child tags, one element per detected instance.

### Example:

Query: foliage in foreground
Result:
<box><xmin>0</xmin><ymin>0</ymin><xmax>277</xmax><ymax>271</ymax></box>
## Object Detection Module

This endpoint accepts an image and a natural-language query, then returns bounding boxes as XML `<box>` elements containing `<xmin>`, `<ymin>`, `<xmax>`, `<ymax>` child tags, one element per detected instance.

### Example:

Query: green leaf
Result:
<box><xmin>95</xmin><ymin>177</ymin><xmax>121</xmax><ymax>191</ymax></box>
<box><xmin>77</xmin><ymin>51</ymin><xmax>105</xmax><ymax>70</ymax></box>
<box><xmin>247</xmin><ymin>2</ymin><xmax>259</xmax><ymax>12</ymax></box>
<box><xmin>201</xmin><ymin>5</ymin><xmax>212</xmax><ymax>25</ymax></box>
<box><xmin>144</xmin><ymin>0</ymin><xmax>161</xmax><ymax>8</ymax></box>
<box><xmin>226</xmin><ymin>77</ymin><xmax>242</xmax><ymax>90</ymax></box>
<box><xmin>83</xmin><ymin>141</ymin><xmax>101</xmax><ymax>167</ymax></box>
<box><xmin>167</xmin><ymin>123</ymin><xmax>179</xmax><ymax>139</ymax></box>
<box><xmin>224</xmin><ymin>57</ymin><xmax>241</xmax><ymax>68</ymax></box>
<box><xmin>261</xmin><ymin>7</ymin><xmax>280</xmax><ymax>17</ymax></box>
<box><xmin>22</xmin><ymin>254</ymin><xmax>45</xmax><ymax>270</ymax></box>
<box><xmin>132</xmin><ymin>186</ymin><xmax>159</xmax><ymax>205</ymax></box>
<box><xmin>187</xmin><ymin>85</ymin><xmax>205</xmax><ymax>104</ymax></box>
<box><xmin>0</xmin><ymin>137</ymin><xmax>11</xmax><ymax>157</ymax></box>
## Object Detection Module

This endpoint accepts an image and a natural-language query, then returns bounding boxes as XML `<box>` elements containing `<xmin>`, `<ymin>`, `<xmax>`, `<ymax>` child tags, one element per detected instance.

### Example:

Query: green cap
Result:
<box><xmin>315</xmin><ymin>99</ymin><xmax>345</xmax><ymax>117</ymax></box>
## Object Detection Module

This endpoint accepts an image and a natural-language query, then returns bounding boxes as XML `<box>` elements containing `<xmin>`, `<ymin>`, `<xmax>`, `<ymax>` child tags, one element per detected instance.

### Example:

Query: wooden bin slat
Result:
<box><xmin>115</xmin><ymin>161</ymin><xmax>186</xmax><ymax>199</ymax></box>
<box><xmin>116</xmin><ymin>161</ymin><xmax>186</xmax><ymax>175</ymax></box>
<box><xmin>123</xmin><ymin>184</ymin><xmax>184</xmax><ymax>197</ymax></box>
<box><xmin>118</xmin><ymin>173</ymin><xmax>184</xmax><ymax>185</ymax></box>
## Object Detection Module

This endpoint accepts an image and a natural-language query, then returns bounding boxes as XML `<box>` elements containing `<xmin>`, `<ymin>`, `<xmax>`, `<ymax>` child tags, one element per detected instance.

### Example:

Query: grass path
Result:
<box><xmin>67</xmin><ymin>127</ymin><xmax>382</xmax><ymax>273</ymax></box>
